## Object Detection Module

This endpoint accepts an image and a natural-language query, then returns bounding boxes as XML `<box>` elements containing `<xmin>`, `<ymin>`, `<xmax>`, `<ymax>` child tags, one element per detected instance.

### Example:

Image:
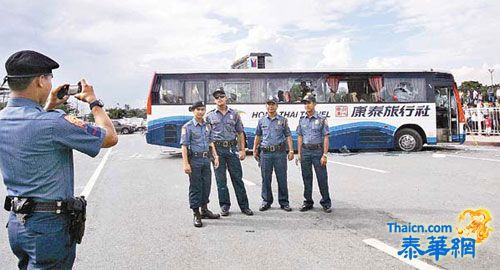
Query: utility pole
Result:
<box><xmin>488</xmin><ymin>68</ymin><xmax>494</xmax><ymax>86</ymax></box>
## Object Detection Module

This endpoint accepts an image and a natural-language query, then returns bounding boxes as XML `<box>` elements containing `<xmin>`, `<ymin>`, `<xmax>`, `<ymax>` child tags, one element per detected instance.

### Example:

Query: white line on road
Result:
<box><xmin>445</xmin><ymin>154</ymin><xmax>500</xmax><ymax>163</ymax></box>
<box><xmin>242</xmin><ymin>178</ymin><xmax>257</xmax><ymax>186</ymax></box>
<box><xmin>363</xmin><ymin>238</ymin><xmax>442</xmax><ymax>270</ymax></box>
<box><xmin>328</xmin><ymin>161</ymin><xmax>389</xmax><ymax>174</ymax></box>
<box><xmin>81</xmin><ymin>148</ymin><xmax>113</xmax><ymax>198</ymax></box>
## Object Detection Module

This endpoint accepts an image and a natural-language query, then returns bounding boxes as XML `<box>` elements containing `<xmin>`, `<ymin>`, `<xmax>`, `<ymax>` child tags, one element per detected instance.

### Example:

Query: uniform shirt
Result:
<box><xmin>0</xmin><ymin>98</ymin><xmax>106</xmax><ymax>201</ymax></box>
<box><xmin>206</xmin><ymin>107</ymin><xmax>244</xmax><ymax>141</ymax></box>
<box><xmin>296</xmin><ymin>112</ymin><xmax>329</xmax><ymax>145</ymax></box>
<box><xmin>255</xmin><ymin>114</ymin><xmax>291</xmax><ymax>147</ymax></box>
<box><xmin>180</xmin><ymin>118</ymin><xmax>211</xmax><ymax>152</ymax></box>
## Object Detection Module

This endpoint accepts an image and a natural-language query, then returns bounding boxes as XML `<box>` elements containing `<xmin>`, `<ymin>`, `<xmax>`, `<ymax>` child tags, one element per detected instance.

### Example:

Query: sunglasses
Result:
<box><xmin>215</xmin><ymin>95</ymin><xmax>226</xmax><ymax>99</ymax></box>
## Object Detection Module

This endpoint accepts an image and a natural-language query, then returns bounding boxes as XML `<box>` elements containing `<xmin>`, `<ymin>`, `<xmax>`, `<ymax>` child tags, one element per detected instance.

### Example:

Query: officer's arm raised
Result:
<box><xmin>75</xmin><ymin>79</ymin><xmax>118</xmax><ymax>148</ymax></box>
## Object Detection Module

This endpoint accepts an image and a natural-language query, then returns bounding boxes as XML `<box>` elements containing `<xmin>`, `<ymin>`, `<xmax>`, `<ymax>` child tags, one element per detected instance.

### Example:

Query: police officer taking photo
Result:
<box><xmin>0</xmin><ymin>50</ymin><xmax>118</xmax><ymax>269</ymax></box>
<box><xmin>206</xmin><ymin>88</ymin><xmax>253</xmax><ymax>216</ymax></box>
<box><xmin>253</xmin><ymin>96</ymin><xmax>294</xmax><ymax>212</ymax></box>
<box><xmin>296</xmin><ymin>93</ymin><xmax>332</xmax><ymax>213</ymax></box>
<box><xmin>181</xmin><ymin>101</ymin><xmax>221</xmax><ymax>228</ymax></box>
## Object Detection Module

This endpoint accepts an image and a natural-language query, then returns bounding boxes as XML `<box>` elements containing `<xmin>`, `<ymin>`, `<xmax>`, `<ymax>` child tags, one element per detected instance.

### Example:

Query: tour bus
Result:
<box><xmin>145</xmin><ymin>69</ymin><xmax>465</xmax><ymax>152</ymax></box>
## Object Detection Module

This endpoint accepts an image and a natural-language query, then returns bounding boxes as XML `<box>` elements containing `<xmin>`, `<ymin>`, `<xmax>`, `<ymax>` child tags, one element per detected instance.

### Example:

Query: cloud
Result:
<box><xmin>1</xmin><ymin>0</ymin><xmax>499</xmax><ymax>107</ymax></box>
<box><xmin>451</xmin><ymin>64</ymin><xmax>500</xmax><ymax>85</ymax></box>
<box><xmin>317</xmin><ymin>38</ymin><xmax>352</xmax><ymax>68</ymax></box>
<box><xmin>366</xmin><ymin>56</ymin><xmax>404</xmax><ymax>69</ymax></box>
<box><xmin>365</xmin><ymin>0</ymin><xmax>500</xmax><ymax>85</ymax></box>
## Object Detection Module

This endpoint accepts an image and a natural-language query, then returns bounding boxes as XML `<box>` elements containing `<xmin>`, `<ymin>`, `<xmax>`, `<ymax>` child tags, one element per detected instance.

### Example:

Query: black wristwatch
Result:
<box><xmin>89</xmin><ymin>99</ymin><xmax>104</xmax><ymax>110</ymax></box>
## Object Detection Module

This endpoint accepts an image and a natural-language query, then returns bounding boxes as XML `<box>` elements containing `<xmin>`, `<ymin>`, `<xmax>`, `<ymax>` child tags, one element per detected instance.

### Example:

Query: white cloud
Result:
<box><xmin>1</xmin><ymin>0</ymin><xmax>499</xmax><ymax>107</ymax></box>
<box><xmin>451</xmin><ymin>64</ymin><xmax>500</xmax><ymax>85</ymax></box>
<box><xmin>366</xmin><ymin>56</ymin><xmax>404</xmax><ymax>69</ymax></box>
<box><xmin>317</xmin><ymin>38</ymin><xmax>352</xmax><ymax>68</ymax></box>
<box><xmin>365</xmin><ymin>0</ymin><xmax>500</xmax><ymax>85</ymax></box>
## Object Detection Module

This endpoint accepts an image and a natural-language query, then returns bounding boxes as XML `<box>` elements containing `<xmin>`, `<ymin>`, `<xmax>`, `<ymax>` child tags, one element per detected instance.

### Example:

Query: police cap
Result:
<box><xmin>189</xmin><ymin>101</ymin><xmax>206</xmax><ymax>112</ymax></box>
<box><xmin>266</xmin><ymin>96</ymin><xmax>278</xmax><ymax>104</ymax></box>
<box><xmin>302</xmin><ymin>93</ymin><xmax>317</xmax><ymax>103</ymax></box>
<box><xmin>5</xmin><ymin>50</ymin><xmax>59</xmax><ymax>78</ymax></box>
<box><xmin>212</xmin><ymin>87</ymin><xmax>226</xmax><ymax>98</ymax></box>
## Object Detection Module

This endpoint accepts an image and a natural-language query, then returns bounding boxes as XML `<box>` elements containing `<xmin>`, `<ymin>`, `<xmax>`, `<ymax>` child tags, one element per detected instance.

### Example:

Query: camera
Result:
<box><xmin>57</xmin><ymin>82</ymin><xmax>82</xmax><ymax>99</ymax></box>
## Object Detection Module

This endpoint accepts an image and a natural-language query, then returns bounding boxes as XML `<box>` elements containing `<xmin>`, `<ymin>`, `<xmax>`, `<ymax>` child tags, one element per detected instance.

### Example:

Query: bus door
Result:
<box><xmin>435</xmin><ymin>85</ymin><xmax>459</xmax><ymax>142</ymax></box>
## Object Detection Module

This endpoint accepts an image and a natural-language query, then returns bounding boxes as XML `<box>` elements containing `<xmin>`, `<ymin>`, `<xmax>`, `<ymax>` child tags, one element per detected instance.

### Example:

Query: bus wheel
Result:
<box><xmin>122</xmin><ymin>128</ymin><xmax>130</xmax><ymax>134</ymax></box>
<box><xmin>395</xmin><ymin>128</ymin><xmax>422</xmax><ymax>152</ymax></box>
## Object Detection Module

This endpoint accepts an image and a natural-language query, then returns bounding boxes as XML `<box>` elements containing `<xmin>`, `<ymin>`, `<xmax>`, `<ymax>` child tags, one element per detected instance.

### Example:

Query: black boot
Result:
<box><xmin>193</xmin><ymin>208</ymin><xmax>203</xmax><ymax>227</ymax></box>
<box><xmin>201</xmin><ymin>205</ymin><xmax>221</xmax><ymax>219</ymax></box>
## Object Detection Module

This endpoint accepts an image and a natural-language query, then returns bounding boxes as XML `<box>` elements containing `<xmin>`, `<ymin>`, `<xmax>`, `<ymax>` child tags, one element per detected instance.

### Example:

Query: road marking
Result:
<box><xmin>81</xmin><ymin>148</ymin><xmax>113</xmax><ymax>198</ymax></box>
<box><xmin>363</xmin><ymin>238</ymin><xmax>442</xmax><ymax>270</ymax></box>
<box><xmin>328</xmin><ymin>161</ymin><xmax>389</xmax><ymax>174</ymax></box>
<box><xmin>445</xmin><ymin>154</ymin><xmax>500</xmax><ymax>163</ymax></box>
<box><xmin>242</xmin><ymin>178</ymin><xmax>257</xmax><ymax>186</ymax></box>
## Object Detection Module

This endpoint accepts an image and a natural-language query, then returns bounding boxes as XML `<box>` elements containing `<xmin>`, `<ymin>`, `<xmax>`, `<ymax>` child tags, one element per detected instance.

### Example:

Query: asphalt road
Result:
<box><xmin>1</xmin><ymin>134</ymin><xmax>499</xmax><ymax>269</ymax></box>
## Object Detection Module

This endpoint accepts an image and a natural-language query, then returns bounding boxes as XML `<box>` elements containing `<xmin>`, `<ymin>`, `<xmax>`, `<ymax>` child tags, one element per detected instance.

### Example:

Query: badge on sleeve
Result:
<box><xmin>181</xmin><ymin>127</ymin><xmax>187</xmax><ymax>135</ymax></box>
<box><xmin>315</xmin><ymin>119</ymin><xmax>320</xmax><ymax>125</ymax></box>
<box><xmin>64</xmin><ymin>115</ymin><xmax>86</xmax><ymax>129</ymax></box>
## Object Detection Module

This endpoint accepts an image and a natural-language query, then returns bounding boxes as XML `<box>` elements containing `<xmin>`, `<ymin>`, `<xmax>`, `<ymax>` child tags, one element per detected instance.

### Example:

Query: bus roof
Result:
<box><xmin>154</xmin><ymin>68</ymin><xmax>452</xmax><ymax>75</ymax></box>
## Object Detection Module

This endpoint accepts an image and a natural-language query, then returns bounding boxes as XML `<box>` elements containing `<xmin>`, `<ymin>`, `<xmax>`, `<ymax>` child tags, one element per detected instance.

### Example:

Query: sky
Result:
<box><xmin>1</xmin><ymin>0</ymin><xmax>499</xmax><ymax>109</ymax></box>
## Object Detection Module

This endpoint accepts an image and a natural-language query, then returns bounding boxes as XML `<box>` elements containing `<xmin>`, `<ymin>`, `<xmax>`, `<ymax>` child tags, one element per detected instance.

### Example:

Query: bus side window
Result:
<box><xmin>208</xmin><ymin>79</ymin><xmax>266</xmax><ymax>104</ymax></box>
<box><xmin>287</xmin><ymin>78</ymin><xmax>327</xmax><ymax>103</ymax></box>
<box><xmin>185</xmin><ymin>81</ymin><xmax>205</xmax><ymax>103</ymax></box>
<box><xmin>267</xmin><ymin>78</ymin><xmax>293</xmax><ymax>103</ymax></box>
<box><xmin>380</xmin><ymin>78</ymin><xmax>426</xmax><ymax>103</ymax></box>
<box><xmin>159</xmin><ymin>79</ymin><xmax>183</xmax><ymax>104</ymax></box>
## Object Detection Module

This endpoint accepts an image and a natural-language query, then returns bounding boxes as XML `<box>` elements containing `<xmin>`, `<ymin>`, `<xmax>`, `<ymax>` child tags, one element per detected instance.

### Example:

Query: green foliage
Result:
<box><xmin>54</xmin><ymin>103</ymin><xmax>79</xmax><ymax>115</ymax></box>
<box><xmin>459</xmin><ymin>81</ymin><xmax>500</xmax><ymax>96</ymax></box>
<box><xmin>85</xmin><ymin>104</ymin><xmax>146</xmax><ymax>122</ymax></box>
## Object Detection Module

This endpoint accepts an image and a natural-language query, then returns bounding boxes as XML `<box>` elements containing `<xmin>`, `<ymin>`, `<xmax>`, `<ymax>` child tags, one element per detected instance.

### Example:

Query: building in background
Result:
<box><xmin>231</xmin><ymin>52</ymin><xmax>273</xmax><ymax>69</ymax></box>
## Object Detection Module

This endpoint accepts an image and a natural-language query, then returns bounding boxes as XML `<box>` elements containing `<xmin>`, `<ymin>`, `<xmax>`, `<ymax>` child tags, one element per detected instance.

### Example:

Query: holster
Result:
<box><xmin>67</xmin><ymin>196</ymin><xmax>87</xmax><ymax>244</ymax></box>
<box><xmin>4</xmin><ymin>197</ymin><xmax>34</xmax><ymax>214</ymax></box>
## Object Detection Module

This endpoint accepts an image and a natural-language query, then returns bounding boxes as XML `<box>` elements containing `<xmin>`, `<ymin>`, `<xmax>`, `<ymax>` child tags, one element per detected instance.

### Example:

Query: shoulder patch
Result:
<box><xmin>181</xmin><ymin>127</ymin><xmax>187</xmax><ymax>135</ymax></box>
<box><xmin>64</xmin><ymin>115</ymin><xmax>86</xmax><ymax>129</ymax></box>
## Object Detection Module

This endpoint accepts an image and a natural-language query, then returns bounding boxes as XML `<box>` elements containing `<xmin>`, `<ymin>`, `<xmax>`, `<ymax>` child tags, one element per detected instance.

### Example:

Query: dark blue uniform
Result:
<box><xmin>180</xmin><ymin>118</ymin><xmax>212</xmax><ymax>209</ymax></box>
<box><xmin>0</xmin><ymin>98</ymin><xmax>105</xmax><ymax>269</ymax></box>
<box><xmin>255</xmin><ymin>114</ymin><xmax>291</xmax><ymax>207</ymax></box>
<box><xmin>297</xmin><ymin>112</ymin><xmax>331</xmax><ymax>208</ymax></box>
<box><xmin>206</xmin><ymin>108</ymin><xmax>249</xmax><ymax>210</ymax></box>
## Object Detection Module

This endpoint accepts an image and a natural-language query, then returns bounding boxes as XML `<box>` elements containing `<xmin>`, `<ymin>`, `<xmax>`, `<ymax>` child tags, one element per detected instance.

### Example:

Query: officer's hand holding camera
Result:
<box><xmin>74</xmin><ymin>79</ymin><xmax>97</xmax><ymax>104</ymax></box>
<box><xmin>44</xmin><ymin>84</ymin><xmax>70</xmax><ymax>111</ymax></box>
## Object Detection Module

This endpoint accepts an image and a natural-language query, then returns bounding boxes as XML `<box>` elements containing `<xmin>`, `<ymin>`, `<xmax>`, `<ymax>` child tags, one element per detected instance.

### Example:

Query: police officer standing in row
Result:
<box><xmin>206</xmin><ymin>88</ymin><xmax>253</xmax><ymax>216</ymax></box>
<box><xmin>296</xmin><ymin>93</ymin><xmax>332</xmax><ymax>213</ymax></box>
<box><xmin>0</xmin><ymin>50</ymin><xmax>118</xmax><ymax>269</ymax></box>
<box><xmin>181</xmin><ymin>101</ymin><xmax>221</xmax><ymax>227</ymax></box>
<box><xmin>253</xmin><ymin>96</ymin><xmax>294</xmax><ymax>212</ymax></box>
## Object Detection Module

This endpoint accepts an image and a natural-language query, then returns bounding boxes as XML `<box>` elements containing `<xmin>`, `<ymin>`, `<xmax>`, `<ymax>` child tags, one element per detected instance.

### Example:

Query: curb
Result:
<box><xmin>464</xmin><ymin>141</ymin><xmax>500</xmax><ymax>147</ymax></box>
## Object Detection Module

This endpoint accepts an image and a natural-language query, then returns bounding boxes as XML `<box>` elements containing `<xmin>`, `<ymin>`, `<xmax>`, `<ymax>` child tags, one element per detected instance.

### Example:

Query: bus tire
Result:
<box><xmin>122</xmin><ymin>128</ymin><xmax>130</xmax><ymax>134</ymax></box>
<box><xmin>394</xmin><ymin>128</ymin><xmax>422</xmax><ymax>152</ymax></box>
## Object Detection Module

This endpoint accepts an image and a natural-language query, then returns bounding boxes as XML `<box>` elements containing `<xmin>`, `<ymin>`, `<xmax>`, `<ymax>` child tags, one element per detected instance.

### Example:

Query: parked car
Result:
<box><xmin>112</xmin><ymin>120</ymin><xmax>135</xmax><ymax>134</ymax></box>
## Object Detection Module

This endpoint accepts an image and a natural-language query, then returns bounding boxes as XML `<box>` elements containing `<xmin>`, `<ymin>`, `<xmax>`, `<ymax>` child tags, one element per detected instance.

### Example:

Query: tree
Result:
<box><xmin>459</xmin><ymin>81</ymin><xmax>489</xmax><ymax>96</ymax></box>
<box><xmin>459</xmin><ymin>81</ymin><xmax>483</xmax><ymax>92</ymax></box>
<box><xmin>55</xmin><ymin>102</ymin><xmax>79</xmax><ymax>115</ymax></box>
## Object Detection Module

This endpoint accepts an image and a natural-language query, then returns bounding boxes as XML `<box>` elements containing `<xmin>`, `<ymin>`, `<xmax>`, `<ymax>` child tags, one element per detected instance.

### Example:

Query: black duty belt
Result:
<box><xmin>214</xmin><ymin>140</ymin><xmax>237</xmax><ymax>147</ymax></box>
<box><xmin>302</xmin><ymin>143</ymin><xmax>322</xmax><ymax>150</ymax></box>
<box><xmin>4</xmin><ymin>197</ymin><xmax>68</xmax><ymax>214</ymax></box>
<box><xmin>190</xmin><ymin>151</ymin><xmax>210</xmax><ymax>158</ymax></box>
<box><xmin>261</xmin><ymin>143</ymin><xmax>286</xmax><ymax>152</ymax></box>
